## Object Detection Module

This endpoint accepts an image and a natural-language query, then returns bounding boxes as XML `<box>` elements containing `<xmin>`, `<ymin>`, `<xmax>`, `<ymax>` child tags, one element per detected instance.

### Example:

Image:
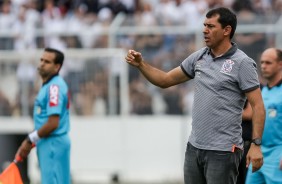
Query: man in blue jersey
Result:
<box><xmin>125</xmin><ymin>7</ymin><xmax>265</xmax><ymax>184</ymax></box>
<box><xmin>16</xmin><ymin>48</ymin><xmax>71</xmax><ymax>184</ymax></box>
<box><xmin>246</xmin><ymin>48</ymin><xmax>282</xmax><ymax>184</ymax></box>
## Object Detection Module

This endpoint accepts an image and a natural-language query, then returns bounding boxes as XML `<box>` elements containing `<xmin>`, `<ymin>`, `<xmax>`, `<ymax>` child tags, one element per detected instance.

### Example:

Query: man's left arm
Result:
<box><xmin>37</xmin><ymin>115</ymin><xmax>59</xmax><ymax>137</ymax></box>
<box><xmin>245</xmin><ymin>87</ymin><xmax>265</xmax><ymax>172</ymax></box>
<box><xmin>16</xmin><ymin>115</ymin><xmax>59</xmax><ymax>160</ymax></box>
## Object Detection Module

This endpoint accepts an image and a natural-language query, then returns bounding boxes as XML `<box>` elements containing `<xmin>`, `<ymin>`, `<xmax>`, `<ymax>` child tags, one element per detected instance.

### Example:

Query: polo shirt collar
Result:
<box><xmin>208</xmin><ymin>42</ymin><xmax>238</xmax><ymax>59</ymax></box>
<box><xmin>266</xmin><ymin>78</ymin><xmax>282</xmax><ymax>89</ymax></box>
<box><xmin>43</xmin><ymin>74</ymin><xmax>58</xmax><ymax>86</ymax></box>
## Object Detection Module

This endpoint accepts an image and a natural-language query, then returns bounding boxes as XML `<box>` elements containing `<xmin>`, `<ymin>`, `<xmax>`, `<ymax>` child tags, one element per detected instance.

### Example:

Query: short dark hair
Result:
<box><xmin>44</xmin><ymin>47</ymin><xmax>64</xmax><ymax>67</ymax></box>
<box><xmin>206</xmin><ymin>7</ymin><xmax>237</xmax><ymax>39</ymax></box>
<box><xmin>276</xmin><ymin>48</ymin><xmax>282</xmax><ymax>62</ymax></box>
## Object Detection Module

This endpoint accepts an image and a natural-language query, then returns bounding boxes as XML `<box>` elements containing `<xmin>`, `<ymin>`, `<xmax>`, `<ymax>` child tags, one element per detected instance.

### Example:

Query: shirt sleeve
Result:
<box><xmin>180</xmin><ymin>48</ymin><xmax>207</xmax><ymax>79</ymax></box>
<box><xmin>47</xmin><ymin>83</ymin><xmax>64</xmax><ymax>116</ymax></box>
<box><xmin>238</xmin><ymin>58</ymin><xmax>260</xmax><ymax>92</ymax></box>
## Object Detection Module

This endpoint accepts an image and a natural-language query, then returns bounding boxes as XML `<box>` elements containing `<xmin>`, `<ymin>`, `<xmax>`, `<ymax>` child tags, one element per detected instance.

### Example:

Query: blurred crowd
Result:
<box><xmin>0</xmin><ymin>0</ymin><xmax>281</xmax><ymax>116</ymax></box>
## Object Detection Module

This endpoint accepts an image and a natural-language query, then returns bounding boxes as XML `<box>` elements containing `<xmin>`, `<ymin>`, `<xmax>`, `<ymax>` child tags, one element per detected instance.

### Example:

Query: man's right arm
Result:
<box><xmin>246</xmin><ymin>88</ymin><xmax>265</xmax><ymax>141</ymax></box>
<box><xmin>245</xmin><ymin>88</ymin><xmax>265</xmax><ymax>172</ymax></box>
<box><xmin>125</xmin><ymin>49</ymin><xmax>190</xmax><ymax>88</ymax></box>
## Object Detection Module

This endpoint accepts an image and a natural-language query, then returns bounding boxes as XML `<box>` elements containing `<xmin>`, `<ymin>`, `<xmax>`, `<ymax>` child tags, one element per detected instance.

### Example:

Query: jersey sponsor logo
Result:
<box><xmin>49</xmin><ymin>85</ymin><xmax>59</xmax><ymax>107</ymax></box>
<box><xmin>195</xmin><ymin>59</ymin><xmax>204</xmax><ymax>69</ymax></box>
<box><xmin>220</xmin><ymin>59</ymin><xmax>234</xmax><ymax>74</ymax></box>
<box><xmin>195</xmin><ymin>60</ymin><xmax>204</xmax><ymax>78</ymax></box>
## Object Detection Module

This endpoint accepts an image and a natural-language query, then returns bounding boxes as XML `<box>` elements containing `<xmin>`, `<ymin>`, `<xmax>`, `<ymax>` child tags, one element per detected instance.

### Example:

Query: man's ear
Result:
<box><xmin>224</xmin><ymin>25</ymin><xmax>232</xmax><ymax>37</ymax></box>
<box><xmin>55</xmin><ymin>63</ymin><xmax>61</xmax><ymax>73</ymax></box>
<box><xmin>279</xmin><ymin>61</ymin><xmax>282</xmax><ymax>70</ymax></box>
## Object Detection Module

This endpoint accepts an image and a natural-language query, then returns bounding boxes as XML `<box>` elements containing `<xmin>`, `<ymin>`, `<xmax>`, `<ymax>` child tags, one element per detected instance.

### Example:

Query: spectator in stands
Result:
<box><xmin>129</xmin><ymin>77</ymin><xmax>153</xmax><ymax>115</ymax></box>
<box><xmin>232</xmin><ymin>0</ymin><xmax>267</xmax><ymax>71</ymax></box>
<box><xmin>74</xmin><ymin>80</ymin><xmax>96</xmax><ymax>115</ymax></box>
<box><xmin>135</xmin><ymin>2</ymin><xmax>157</xmax><ymax>27</ymax></box>
<box><xmin>41</xmin><ymin>0</ymin><xmax>65</xmax><ymax>48</ymax></box>
<box><xmin>162</xmin><ymin>86</ymin><xmax>183</xmax><ymax>114</ymax></box>
<box><xmin>0</xmin><ymin>89</ymin><xmax>12</xmax><ymax>116</ymax></box>
<box><xmin>90</xmin><ymin>7</ymin><xmax>113</xmax><ymax>48</ymax></box>
<box><xmin>125</xmin><ymin>7</ymin><xmax>265</xmax><ymax>184</ymax></box>
<box><xmin>246</xmin><ymin>48</ymin><xmax>282</xmax><ymax>184</ymax></box>
<box><xmin>15</xmin><ymin>60</ymin><xmax>37</xmax><ymax>117</ymax></box>
<box><xmin>272</xmin><ymin>0</ymin><xmax>282</xmax><ymax>15</ymax></box>
<box><xmin>71</xmin><ymin>0</ymin><xmax>99</xmax><ymax>14</ymax></box>
<box><xmin>12</xmin><ymin>2</ymin><xmax>40</xmax><ymax>49</ymax></box>
<box><xmin>101</xmin><ymin>0</ymin><xmax>128</xmax><ymax>16</ymax></box>
<box><xmin>180</xmin><ymin>0</ymin><xmax>208</xmax><ymax>29</ymax></box>
<box><xmin>119</xmin><ymin>0</ymin><xmax>136</xmax><ymax>14</ymax></box>
<box><xmin>206</xmin><ymin>0</ymin><xmax>225</xmax><ymax>9</ymax></box>
<box><xmin>154</xmin><ymin>0</ymin><xmax>184</xmax><ymax>26</ymax></box>
<box><xmin>0</xmin><ymin>0</ymin><xmax>15</xmax><ymax>50</ymax></box>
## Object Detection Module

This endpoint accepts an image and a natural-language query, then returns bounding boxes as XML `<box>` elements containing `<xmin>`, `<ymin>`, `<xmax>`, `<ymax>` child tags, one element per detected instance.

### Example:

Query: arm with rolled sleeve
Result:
<box><xmin>238</xmin><ymin>58</ymin><xmax>265</xmax><ymax>172</ymax></box>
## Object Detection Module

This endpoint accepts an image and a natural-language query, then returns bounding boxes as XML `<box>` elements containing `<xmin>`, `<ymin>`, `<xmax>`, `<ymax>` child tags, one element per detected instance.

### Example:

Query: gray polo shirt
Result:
<box><xmin>180</xmin><ymin>43</ymin><xmax>260</xmax><ymax>151</ymax></box>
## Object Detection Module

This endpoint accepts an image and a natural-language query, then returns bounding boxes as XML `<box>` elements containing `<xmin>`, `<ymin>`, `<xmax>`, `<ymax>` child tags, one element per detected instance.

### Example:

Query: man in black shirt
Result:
<box><xmin>237</xmin><ymin>100</ymin><xmax>253</xmax><ymax>184</ymax></box>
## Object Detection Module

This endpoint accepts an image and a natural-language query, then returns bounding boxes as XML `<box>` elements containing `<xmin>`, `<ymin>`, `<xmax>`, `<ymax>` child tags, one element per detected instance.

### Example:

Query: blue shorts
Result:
<box><xmin>37</xmin><ymin>134</ymin><xmax>71</xmax><ymax>184</ymax></box>
<box><xmin>246</xmin><ymin>147</ymin><xmax>282</xmax><ymax>184</ymax></box>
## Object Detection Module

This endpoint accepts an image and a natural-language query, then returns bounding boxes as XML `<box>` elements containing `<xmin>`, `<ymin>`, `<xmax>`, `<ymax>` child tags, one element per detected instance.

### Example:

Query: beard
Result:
<box><xmin>38</xmin><ymin>68</ymin><xmax>50</xmax><ymax>79</ymax></box>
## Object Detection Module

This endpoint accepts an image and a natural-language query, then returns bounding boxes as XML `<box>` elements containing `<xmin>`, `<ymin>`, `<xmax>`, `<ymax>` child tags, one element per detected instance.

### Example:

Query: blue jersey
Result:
<box><xmin>261</xmin><ymin>81</ymin><xmax>282</xmax><ymax>147</ymax></box>
<box><xmin>246</xmin><ymin>81</ymin><xmax>282</xmax><ymax>184</ymax></box>
<box><xmin>33</xmin><ymin>74</ymin><xmax>70</xmax><ymax>135</ymax></box>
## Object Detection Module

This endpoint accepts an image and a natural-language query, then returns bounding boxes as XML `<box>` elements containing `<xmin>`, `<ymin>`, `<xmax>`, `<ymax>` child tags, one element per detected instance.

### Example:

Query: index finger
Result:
<box><xmin>252</xmin><ymin>159</ymin><xmax>263</xmax><ymax>172</ymax></box>
<box><xmin>129</xmin><ymin>49</ymin><xmax>136</xmax><ymax>55</ymax></box>
<box><xmin>252</xmin><ymin>165</ymin><xmax>261</xmax><ymax>172</ymax></box>
<box><xmin>130</xmin><ymin>50</ymin><xmax>140</xmax><ymax>56</ymax></box>
<box><xmin>246</xmin><ymin>155</ymin><xmax>250</xmax><ymax>168</ymax></box>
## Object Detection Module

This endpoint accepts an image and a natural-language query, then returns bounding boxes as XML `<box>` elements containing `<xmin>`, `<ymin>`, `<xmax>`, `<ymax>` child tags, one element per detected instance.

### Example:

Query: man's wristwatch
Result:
<box><xmin>251</xmin><ymin>138</ymin><xmax>262</xmax><ymax>146</ymax></box>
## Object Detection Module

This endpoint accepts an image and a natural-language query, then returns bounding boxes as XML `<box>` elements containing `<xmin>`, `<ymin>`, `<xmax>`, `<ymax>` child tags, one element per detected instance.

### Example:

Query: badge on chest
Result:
<box><xmin>220</xmin><ymin>59</ymin><xmax>234</xmax><ymax>74</ymax></box>
<box><xmin>36</xmin><ymin>106</ymin><xmax>41</xmax><ymax>114</ymax></box>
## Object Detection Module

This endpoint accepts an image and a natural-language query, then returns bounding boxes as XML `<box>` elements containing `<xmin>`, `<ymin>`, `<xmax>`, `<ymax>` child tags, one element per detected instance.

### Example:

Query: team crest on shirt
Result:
<box><xmin>268</xmin><ymin>109</ymin><xmax>277</xmax><ymax>118</ymax></box>
<box><xmin>49</xmin><ymin>85</ymin><xmax>59</xmax><ymax>107</ymax></box>
<box><xmin>220</xmin><ymin>59</ymin><xmax>234</xmax><ymax>74</ymax></box>
<box><xmin>37</xmin><ymin>106</ymin><xmax>41</xmax><ymax>114</ymax></box>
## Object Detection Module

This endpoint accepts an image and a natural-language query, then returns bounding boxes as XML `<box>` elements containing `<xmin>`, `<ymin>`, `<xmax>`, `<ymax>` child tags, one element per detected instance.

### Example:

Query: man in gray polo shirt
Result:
<box><xmin>125</xmin><ymin>7</ymin><xmax>265</xmax><ymax>184</ymax></box>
